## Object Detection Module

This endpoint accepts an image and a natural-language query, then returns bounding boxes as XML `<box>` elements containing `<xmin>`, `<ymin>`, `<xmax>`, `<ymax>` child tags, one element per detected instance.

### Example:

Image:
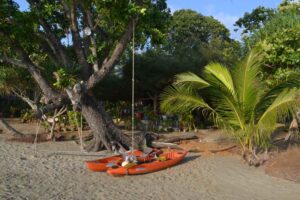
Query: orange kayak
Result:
<box><xmin>85</xmin><ymin>149</ymin><xmax>162</xmax><ymax>172</ymax></box>
<box><xmin>85</xmin><ymin>155</ymin><xmax>123</xmax><ymax>172</ymax></box>
<box><xmin>107</xmin><ymin>150</ymin><xmax>188</xmax><ymax>176</ymax></box>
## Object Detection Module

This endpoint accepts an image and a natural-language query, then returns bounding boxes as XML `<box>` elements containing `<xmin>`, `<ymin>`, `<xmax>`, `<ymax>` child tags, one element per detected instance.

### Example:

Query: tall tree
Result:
<box><xmin>168</xmin><ymin>9</ymin><xmax>240</xmax><ymax>65</ymax></box>
<box><xmin>237</xmin><ymin>0</ymin><xmax>300</xmax><ymax>72</ymax></box>
<box><xmin>234</xmin><ymin>6</ymin><xmax>275</xmax><ymax>35</ymax></box>
<box><xmin>0</xmin><ymin>0</ymin><xmax>170</xmax><ymax>151</ymax></box>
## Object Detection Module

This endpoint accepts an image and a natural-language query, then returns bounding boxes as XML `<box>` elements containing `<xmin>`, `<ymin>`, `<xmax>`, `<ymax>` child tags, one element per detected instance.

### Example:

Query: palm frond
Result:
<box><xmin>203</xmin><ymin>63</ymin><xmax>237</xmax><ymax>99</ymax></box>
<box><xmin>160</xmin><ymin>85</ymin><xmax>211</xmax><ymax>114</ymax></box>
<box><xmin>174</xmin><ymin>72</ymin><xmax>210</xmax><ymax>90</ymax></box>
<box><xmin>211</xmin><ymin>92</ymin><xmax>245</xmax><ymax>130</ymax></box>
<box><xmin>257</xmin><ymin>88</ymin><xmax>300</xmax><ymax>130</ymax></box>
<box><xmin>233</xmin><ymin>50</ymin><xmax>264</xmax><ymax>117</ymax></box>
<box><xmin>160</xmin><ymin>85</ymin><xmax>227</xmax><ymax>128</ymax></box>
<box><xmin>256</xmin><ymin>72</ymin><xmax>300</xmax><ymax>118</ymax></box>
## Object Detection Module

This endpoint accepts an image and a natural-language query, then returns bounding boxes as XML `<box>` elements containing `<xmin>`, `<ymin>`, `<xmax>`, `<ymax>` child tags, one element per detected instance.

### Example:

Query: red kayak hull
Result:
<box><xmin>85</xmin><ymin>149</ymin><xmax>160</xmax><ymax>172</ymax></box>
<box><xmin>107</xmin><ymin>150</ymin><xmax>188</xmax><ymax>176</ymax></box>
<box><xmin>85</xmin><ymin>155</ymin><xmax>123</xmax><ymax>172</ymax></box>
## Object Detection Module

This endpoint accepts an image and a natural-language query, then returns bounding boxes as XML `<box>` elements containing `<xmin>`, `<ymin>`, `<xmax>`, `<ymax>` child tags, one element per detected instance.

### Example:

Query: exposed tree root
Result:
<box><xmin>158</xmin><ymin>132</ymin><xmax>198</xmax><ymax>143</ymax></box>
<box><xmin>0</xmin><ymin>118</ymin><xmax>25</xmax><ymax>138</ymax></box>
<box><xmin>209</xmin><ymin>145</ymin><xmax>236</xmax><ymax>153</ymax></box>
<box><xmin>8</xmin><ymin>134</ymin><xmax>50</xmax><ymax>143</ymax></box>
<box><xmin>242</xmin><ymin>148</ymin><xmax>270</xmax><ymax>167</ymax></box>
<box><xmin>285</xmin><ymin>116</ymin><xmax>300</xmax><ymax>143</ymax></box>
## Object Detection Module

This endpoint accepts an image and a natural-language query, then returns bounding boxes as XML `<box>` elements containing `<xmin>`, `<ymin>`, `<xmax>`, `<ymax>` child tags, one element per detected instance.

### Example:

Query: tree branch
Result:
<box><xmin>38</xmin><ymin>19</ymin><xmax>71</xmax><ymax>68</ymax></box>
<box><xmin>0</xmin><ymin>31</ymin><xmax>60</xmax><ymax>103</ymax></box>
<box><xmin>85</xmin><ymin>17</ymin><xmax>138</xmax><ymax>90</ymax></box>
<box><xmin>13</xmin><ymin>44</ymin><xmax>60</xmax><ymax>102</ymax></box>
<box><xmin>81</xmin><ymin>6</ymin><xmax>99</xmax><ymax>72</ymax></box>
<box><xmin>11</xmin><ymin>89</ymin><xmax>38</xmax><ymax>110</ymax></box>
<box><xmin>37</xmin><ymin>33</ymin><xmax>60</xmax><ymax>66</ymax></box>
<box><xmin>62</xmin><ymin>0</ymin><xmax>90</xmax><ymax>78</ymax></box>
<box><xmin>27</xmin><ymin>0</ymin><xmax>71</xmax><ymax>68</ymax></box>
<box><xmin>0</xmin><ymin>55</ymin><xmax>28</xmax><ymax>68</ymax></box>
<box><xmin>35</xmin><ymin>99</ymin><xmax>67</xmax><ymax>118</ymax></box>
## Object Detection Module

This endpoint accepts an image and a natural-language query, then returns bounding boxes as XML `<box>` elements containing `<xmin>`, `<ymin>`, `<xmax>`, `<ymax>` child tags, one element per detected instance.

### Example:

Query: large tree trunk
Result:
<box><xmin>80</xmin><ymin>93</ymin><xmax>133</xmax><ymax>152</ymax></box>
<box><xmin>80</xmin><ymin>94</ymin><xmax>112</xmax><ymax>151</ymax></box>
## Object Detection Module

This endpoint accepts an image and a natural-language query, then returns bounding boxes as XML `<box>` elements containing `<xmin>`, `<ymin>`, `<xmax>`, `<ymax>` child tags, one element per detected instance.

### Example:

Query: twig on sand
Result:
<box><xmin>151</xmin><ymin>141</ymin><xmax>183</xmax><ymax>150</ymax></box>
<box><xmin>159</xmin><ymin>132</ymin><xmax>198</xmax><ymax>143</ymax></box>
<box><xmin>209</xmin><ymin>145</ymin><xmax>237</xmax><ymax>153</ymax></box>
<box><xmin>45</xmin><ymin>151</ymin><xmax>111</xmax><ymax>157</ymax></box>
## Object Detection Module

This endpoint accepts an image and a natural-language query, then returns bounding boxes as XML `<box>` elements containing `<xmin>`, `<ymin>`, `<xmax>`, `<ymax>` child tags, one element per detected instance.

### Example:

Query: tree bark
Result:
<box><xmin>79</xmin><ymin>94</ymin><xmax>112</xmax><ymax>151</ymax></box>
<box><xmin>86</xmin><ymin>17</ymin><xmax>138</xmax><ymax>90</ymax></box>
<box><xmin>152</xmin><ymin>94</ymin><xmax>159</xmax><ymax>114</ymax></box>
<box><xmin>79</xmin><ymin>93</ymin><xmax>136</xmax><ymax>152</ymax></box>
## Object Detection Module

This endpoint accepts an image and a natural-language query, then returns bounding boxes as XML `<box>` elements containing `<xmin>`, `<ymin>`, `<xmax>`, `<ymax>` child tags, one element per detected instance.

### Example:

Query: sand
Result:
<box><xmin>265</xmin><ymin>148</ymin><xmax>300</xmax><ymax>183</ymax></box>
<box><xmin>1</xmin><ymin>120</ymin><xmax>300</xmax><ymax>200</ymax></box>
<box><xmin>0</xmin><ymin>137</ymin><xmax>299</xmax><ymax>200</ymax></box>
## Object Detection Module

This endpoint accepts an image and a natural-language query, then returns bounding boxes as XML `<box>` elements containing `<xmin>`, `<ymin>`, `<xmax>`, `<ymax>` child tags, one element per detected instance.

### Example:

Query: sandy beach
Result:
<box><xmin>1</xmin><ymin>128</ymin><xmax>300</xmax><ymax>200</ymax></box>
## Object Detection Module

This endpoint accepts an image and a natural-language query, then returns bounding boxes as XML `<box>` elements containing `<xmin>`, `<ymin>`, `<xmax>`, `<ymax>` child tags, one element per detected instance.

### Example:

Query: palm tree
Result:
<box><xmin>161</xmin><ymin>50</ymin><xmax>300</xmax><ymax>165</ymax></box>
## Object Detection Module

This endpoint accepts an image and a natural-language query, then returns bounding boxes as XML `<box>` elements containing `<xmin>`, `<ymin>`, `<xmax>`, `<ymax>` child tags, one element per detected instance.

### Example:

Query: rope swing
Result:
<box><xmin>76</xmin><ymin>111</ymin><xmax>84</xmax><ymax>152</ymax></box>
<box><xmin>131</xmin><ymin>22</ymin><xmax>135</xmax><ymax>153</ymax></box>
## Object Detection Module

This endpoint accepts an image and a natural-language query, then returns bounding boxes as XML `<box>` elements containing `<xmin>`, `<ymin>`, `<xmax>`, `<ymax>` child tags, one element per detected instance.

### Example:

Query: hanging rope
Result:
<box><xmin>76</xmin><ymin>111</ymin><xmax>84</xmax><ymax>152</ymax></box>
<box><xmin>131</xmin><ymin>23</ymin><xmax>135</xmax><ymax>152</ymax></box>
<box><xmin>79</xmin><ymin>112</ymin><xmax>83</xmax><ymax>152</ymax></box>
<box><xmin>33</xmin><ymin>120</ymin><xmax>41</xmax><ymax>156</ymax></box>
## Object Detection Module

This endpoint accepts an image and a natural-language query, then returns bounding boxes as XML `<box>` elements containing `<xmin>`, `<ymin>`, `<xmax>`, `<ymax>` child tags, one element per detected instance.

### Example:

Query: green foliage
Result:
<box><xmin>104</xmin><ymin>101</ymin><xmax>130</xmax><ymax>119</ymax></box>
<box><xmin>67</xmin><ymin>110</ymin><xmax>81</xmax><ymax>127</ymax></box>
<box><xmin>161</xmin><ymin>50</ymin><xmax>300</xmax><ymax>151</ymax></box>
<box><xmin>238</xmin><ymin>0</ymin><xmax>300</xmax><ymax>71</ymax></box>
<box><xmin>123</xmin><ymin>49</ymin><xmax>203</xmax><ymax>100</ymax></box>
<box><xmin>169</xmin><ymin>10</ymin><xmax>230</xmax><ymax>48</ymax></box>
<box><xmin>234</xmin><ymin>6</ymin><xmax>275</xmax><ymax>34</ymax></box>
<box><xmin>168</xmin><ymin>9</ymin><xmax>241</xmax><ymax>65</ymax></box>
<box><xmin>0</xmin><ymin>67</ymin><xmax>19</xmax><ymax>94</ymax></box>
<box><xmin>93</xmin><ymin>0</ymin><xmax>170</xmax><ymax>47</ymax></box>
<box><xmin>179</xmin><ymin>112</ymin><xmax>195</xmax><ymax>131</ymax></box>
<box><xmin>143</xmin><ymin>105</ymin><xmax>158</xmax><ymax>121</ymax></box>
<box><xmin>264</xmin><ymin>68</ymin><xmax>297</xmax><ymax>87</ymax></box>
<box><xmin>257</xmin><ymin>12</ymin><xmax>300</xmax><ymax>70</ymax></box>
<box><xmin>115</xmin><ymin>10</ymin><xmax>242</xmax><ymax>102</ymax></box>
<box><xmin>20</xmin><ymin>109</ymin><xmax>35</xmax><ymax>123</ymax></box>
<box><xmin>278</xmin><ymin>0</ymin><xmax>300</xmax><ymax>14</ymax></box>
<box><xmin>53</xmin><ymin>68</ymin><xmax>76</xmax><ymax>89</ymax></box>
<box><xmin>0</xmin><ymin>0</ymin><xmax>170</xmax><ymax>91</ymax></box>
<box><xmin>0</xmin><ymin>66</ymin><xmax>35</xmax><ymax>95</ymax></box>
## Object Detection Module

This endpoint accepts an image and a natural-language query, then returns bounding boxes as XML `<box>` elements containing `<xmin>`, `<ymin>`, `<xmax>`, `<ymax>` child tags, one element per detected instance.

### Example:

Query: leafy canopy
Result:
<box><xmin>234</xmin><ymin>6</ymin><xmax>276</xmax><ymax>35</ymax></box>
<box><xmin>0</xmin><ymin>0</ymin><xmax>170</xmax><ymax>82</ymax></box>
<box><xmin>166</xmin><ymin>9</ymin><xmax>241</xmax><ymax>65</ymax></box>
<box><xmin>236</xmin><ymin>0</ymin><xmax>300</xmax><ymax>72</ymax></box>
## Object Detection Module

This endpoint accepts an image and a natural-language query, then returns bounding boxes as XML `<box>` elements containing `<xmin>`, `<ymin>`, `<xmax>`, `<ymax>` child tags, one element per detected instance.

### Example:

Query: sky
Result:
<box><xmin>167</xmin><ymin>0</ymin><xmax>282</xmax><ymax>40</ymax></box>
<box><xmin>15</xmin><ymin>0</ymin><xmax>283</xmax><ymax>40</ymax></box>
